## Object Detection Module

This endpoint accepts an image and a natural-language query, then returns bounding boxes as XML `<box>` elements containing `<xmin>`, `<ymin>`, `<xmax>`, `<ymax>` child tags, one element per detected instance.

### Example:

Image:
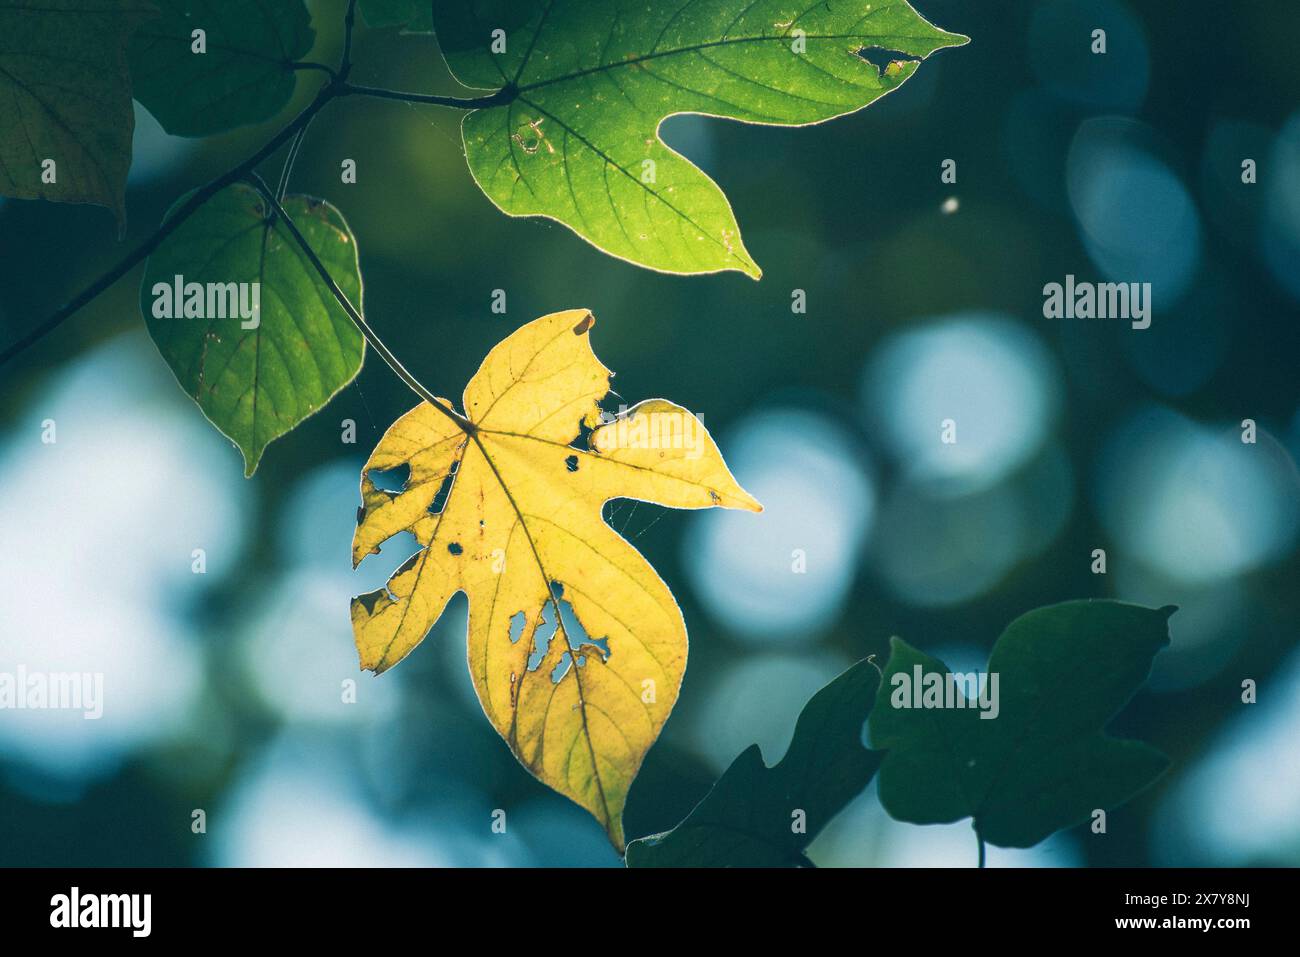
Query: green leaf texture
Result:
<box><xmin>141</xmin><ymin>183</ymin><xmax>364</xmax><ymax>476</ymax></box>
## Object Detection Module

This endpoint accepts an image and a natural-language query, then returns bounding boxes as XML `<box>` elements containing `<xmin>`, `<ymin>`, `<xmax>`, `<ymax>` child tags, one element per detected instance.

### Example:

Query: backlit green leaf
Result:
<box><xmin>434</xmin><ymin>0</ymin><xmax>967</xmax><ymax>277</ymax></box>
<box><xmin>141</xmin><ymin>183</ymin><xmax>364</xmax><ymax>476</ymax></box>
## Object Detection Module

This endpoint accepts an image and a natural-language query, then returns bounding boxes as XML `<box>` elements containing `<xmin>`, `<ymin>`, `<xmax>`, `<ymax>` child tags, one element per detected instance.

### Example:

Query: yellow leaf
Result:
<box><xmin>351</xmin><ymin>309</ymin><xmax>761</xmax><ymax>849</ymax></box>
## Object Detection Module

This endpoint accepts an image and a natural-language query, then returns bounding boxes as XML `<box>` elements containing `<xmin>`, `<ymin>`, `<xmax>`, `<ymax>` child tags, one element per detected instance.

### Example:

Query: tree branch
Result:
<box><xmin>0</xmin><ymin>82</ymin><xmax>338</xmax><ymax>369</ymax></box>
<box><xmin>0</xmin><ymin>0</ymin><xmax>514</xmax><ymax>370</ymax></box>
<box><xmin>245</xmin><ymin>172</ymin><xmax>475</xmax><ymax>435</ymax></box>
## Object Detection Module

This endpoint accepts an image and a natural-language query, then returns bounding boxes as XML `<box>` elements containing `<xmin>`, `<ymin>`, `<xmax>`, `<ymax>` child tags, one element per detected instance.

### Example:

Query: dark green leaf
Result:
<box><xmin>0</xmin><ymin>0</ymin><xmax>155</xmax><ymax>224</ymax></box>
<box><xmin>141</xmin><ymin>184</ymin><xmax>364</xmax><ymax>476</ymax></box>
<box><xmin>626</xmin><ymin>658</ymin><xmax>882</xmax><ymax>867</ymax></box>
<box><xmin>128</xmin><ymin>0</ymin><xmax>315</xmax><ymax>136</ymax></box>
<box><xmin>869</xmin><ymin>600</ymin><xmax>1174</xmax><ymax>848</ymax></box>
<box><xmin>433</xmin><ymin>0</ymin><xmax>967</xmax><ymax>277</ymax></box>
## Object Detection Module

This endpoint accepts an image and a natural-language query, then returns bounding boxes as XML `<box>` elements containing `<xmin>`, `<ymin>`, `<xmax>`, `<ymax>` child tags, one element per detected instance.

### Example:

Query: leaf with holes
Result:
<box><xmin>433</xmin><ymin>0</ymin><xmax>967</xmax><ymax>277</ymax></box>
<box><xmin>141</xmin><ymin>183</ymin><xmax>365</xmax><ymax>476</ymax></box>
<box><xmin>869</xmin><ymin>600</ymin><xmax>1174</xmax><ymax>848</ymax></box>
<box><xmin>0</xmin><ymin>0</ymin><xmax>155</xmax><ymax>224</ymax></box>
<box><xmin>128</xmin><ymin>0</ymin><xmax>315</xmax><ymax>137</ymax></box>
<box><xmin>626</xmin><ymin>658</ymin><xmax>882</xmax><ymax>867</ymax></box>
<box><xmin>351</xmin><ymin>309</ymin><xmax>761</xmax><ymax>849</ymax></box>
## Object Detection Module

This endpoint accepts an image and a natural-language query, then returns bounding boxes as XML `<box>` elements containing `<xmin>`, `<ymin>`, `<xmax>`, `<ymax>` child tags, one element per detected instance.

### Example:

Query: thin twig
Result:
<box><xmin>275</xmin><ymin>119</ymin><xmax>313</xmax><ymax>202</ymax></box>
<box><xmin>245</xmin><ymin>172</ymin><xmax>474</xmax><ymax>435</ymax></box>
<box><xmin>0</xmin><ymin>0</ymin><xmax>515</xmax><ymax>369</ymax></box>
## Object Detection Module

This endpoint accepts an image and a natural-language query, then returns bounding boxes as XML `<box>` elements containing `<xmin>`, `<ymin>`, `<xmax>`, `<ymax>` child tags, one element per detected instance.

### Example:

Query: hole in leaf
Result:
<box><xmin>428</xmin><ymin>460</ymin><xmax>459</xmax><ymax>515</ymax></box>
<box><xmin>508</xmin><ymin>611</ymin><xmax>526</xmax><ymax>644</ymax></box>
<box><xmin>550</xmin><ymin>651</ymin><xmax>573</xmax><ymax>684</ymax></box>
<box><xmin>369</xmin><ymin>463</ymin><xmax>409</xmax><ymax>492</ymax></box>
<box><xmin>565</xmin><ymin>454</ymin><xmax>579</xmax><ymax>472</ymax></box>
<box><xmin>447</xmin><ymin>542</ymin><xmax>463</xmax><ymax>555</ymax></box>
<box><xmin>857</xmin><ymin>46</ymin><xmax>921</xmax><ymax>77</ymax></box>
<box><xmin>526</xmin><ymin>611</ymin><xmax>559</xmax><ymax>672</ymax></box>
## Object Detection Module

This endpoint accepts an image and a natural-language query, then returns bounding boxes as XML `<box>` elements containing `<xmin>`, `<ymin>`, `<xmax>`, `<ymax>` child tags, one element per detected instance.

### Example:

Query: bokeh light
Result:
<box><xmin>861</xmin><ymin>312</ymin><xmax>1061</xmax><ymax>496</ymax></box>
<box><xmin>1067</xmin><ymin>117</ymin><xmax>1202</xmax><ymax>305</ymax></box>
<box><xmin>683</xmin><ymin>407</ymin><xmax>874</xmax><ymax>642</ymax></box>
<box><xmin>0</xmin><ymin>335</ymin><xmax>247</xmax><ymax>780</ymax></box>
<box><xmin>1094</xmin><ymin>406</ymin><xmax>1300</xmax><ymax>585</ymax></box>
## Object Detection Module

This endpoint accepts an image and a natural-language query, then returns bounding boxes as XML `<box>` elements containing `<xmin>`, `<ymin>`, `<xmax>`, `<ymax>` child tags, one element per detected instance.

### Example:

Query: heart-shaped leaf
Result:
<box><xmin>141</xmin><ymin>183</ymin><xmax>365</xmax><ymax>476</ymax></box>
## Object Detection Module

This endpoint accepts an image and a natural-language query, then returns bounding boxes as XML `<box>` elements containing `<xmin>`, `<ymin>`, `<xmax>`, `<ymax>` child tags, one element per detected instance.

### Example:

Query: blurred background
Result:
<box><xmin>1</xmin><ymin>0</ymin><xmax>1298</xmax><ymax>867</ymax></box>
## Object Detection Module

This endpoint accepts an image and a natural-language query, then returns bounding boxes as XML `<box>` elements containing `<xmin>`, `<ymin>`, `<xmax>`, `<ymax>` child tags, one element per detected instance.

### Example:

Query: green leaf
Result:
<box><xmin>626</xmin><ymin>659</ymin><xmax>882</xmax><ymax>866</ymax></box>
<box><xmin>141</xmin><ymin>183</ymin><xmax>365</xmax><ymax>476</ymax></box>
<box><xmin>869</xmin><ymin>600</ymin><xmax>1174</xmax><ymax>848</ymax></box>
<box><xmin>128</xmin><ymin>0</ymin><xmax>315</xmax><ymax>137</ymax></box>
<box><xmin>433</xmin><ymin>1</ymin><xmax>967</xmax><ymax>278</ymax></box>
<box><xmin>358</xmin><ymin>0</ymin><xmax>433</xmax><ymax>33</ymax></box>
<box><xmin>0</xmin><ymin>0</ymin><xmax>155</xmax><ymax>224</ymax></box>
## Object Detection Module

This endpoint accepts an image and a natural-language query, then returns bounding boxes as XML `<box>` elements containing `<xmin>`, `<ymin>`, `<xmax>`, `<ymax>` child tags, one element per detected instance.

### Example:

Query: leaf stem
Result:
<box><xmin>275</xmin><ymin>120</ymin><xmax>313</xmax><ymax>202</ymax></box>
<box><xmin>337</xmin><ymin>82</ymin><xmax>515</xmax><ymax>109</ymax></box>
<box><xmin>977</xmin><ymin>831</ymin><xmax>986</xmax><ymax>868</ymax></box>
<box><xmin>245</xmin><ymin>172</ymin><xmax>475</xmax><ymax>435</ymax></box>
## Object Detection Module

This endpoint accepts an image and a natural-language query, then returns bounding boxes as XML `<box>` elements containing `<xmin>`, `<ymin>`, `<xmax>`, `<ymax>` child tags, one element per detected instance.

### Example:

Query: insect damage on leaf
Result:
<box><xmin>432</xmin><ymin>1</ymin><xmax>968</xmax><ymax>278</ymax></box>
<box><xmin>350</xmin><ymin>309</ymin><xmax>761</xmax><ymax>849</ymax></box>
<box><xmin>868</xmin><ymin>600</ymin><xmax>1175</xmax><ymax>849</ymax></box>
<box><xmin>626</xmin><ymin>658</ymin><xmax>883</xmax><ymax>867</ymax></box>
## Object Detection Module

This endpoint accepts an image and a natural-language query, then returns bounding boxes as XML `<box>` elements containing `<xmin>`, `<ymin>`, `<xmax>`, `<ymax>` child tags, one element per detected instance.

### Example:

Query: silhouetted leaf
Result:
<box><xmin>626</xmin><ymin>658</ymin><xmax>882</xmax><ymax>866</ymax></box>
<box><xmin>0</xmin><ymin>0</ymin><xmax>154</xmax><ymax>224</ymax></box>
<box><xmin>869</xmin><ymin>600</ymin><xmax>1174</xmax><ymax>848</ymax></box>
<box><xmin>129</xmin><ymin>0</ymin><xmax>315</xmax><ymax>136</ymax></box>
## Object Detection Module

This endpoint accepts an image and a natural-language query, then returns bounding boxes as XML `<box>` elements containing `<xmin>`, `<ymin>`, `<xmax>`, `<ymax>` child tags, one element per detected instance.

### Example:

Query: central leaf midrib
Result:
<box><xmin>514</xmin><ymin>31</ymin><xmax>929</xmax><ymax>94</ymax></box>
<box><xmin>467</xmin><ymin>430</ymin><xmax>616</xmax><ymax>834</ymax></box>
